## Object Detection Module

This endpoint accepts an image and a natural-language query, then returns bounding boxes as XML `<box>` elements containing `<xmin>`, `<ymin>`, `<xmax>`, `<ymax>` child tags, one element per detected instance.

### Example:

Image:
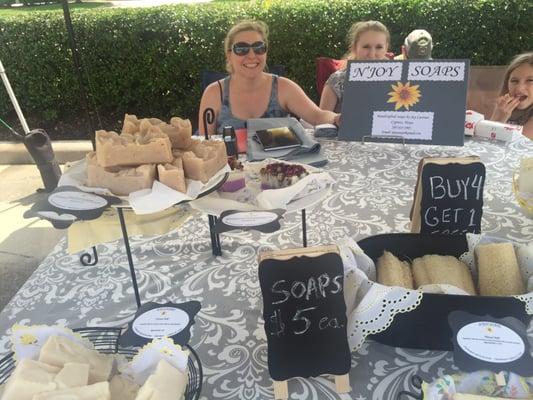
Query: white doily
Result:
<box><xmin>347</xmin><ymin>284</ymin><xmax>422</xmax><ymax>352</ymax></box>
<box><xmin>336</xmin><ymin>237</ymin><xmax>423</xmax><ymax>352</ymax></box>
<box><xmin>460</xmin><ymin>233</ymin><xmax>533</xmax><ymax>311</ymax></box>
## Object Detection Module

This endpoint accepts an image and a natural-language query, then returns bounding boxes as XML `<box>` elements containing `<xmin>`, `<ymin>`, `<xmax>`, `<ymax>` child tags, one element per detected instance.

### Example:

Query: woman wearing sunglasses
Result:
<box><xmin>198</xmin><ymin>20</ymin><xmax>340</xmax><ymax>135</ymax></box>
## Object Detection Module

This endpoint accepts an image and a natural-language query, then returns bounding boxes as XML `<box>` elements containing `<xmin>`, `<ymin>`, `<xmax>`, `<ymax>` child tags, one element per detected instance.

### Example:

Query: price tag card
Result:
<box><xmin>449</xmin><ymin>311</ymin><xmax>533</xmax><ymax>375</ymax></box>
<box><xmin>258</xmin><ymin>246</ymin><xmax>351</xmax><ymax>380</ymax></box>
<box><xmin>215</xmin><ymin>209</ymin><xmax>284</xmax><ymax>234</ymax></box>
<box><xmin>23</xmin><ymin>186</ymin><xmax>121</xmax><ymax>229</ymax></box>
<box><xmin>120</xmin><ymin>301</ymin><xmax>201</xmax><ymax>347</ymax></box>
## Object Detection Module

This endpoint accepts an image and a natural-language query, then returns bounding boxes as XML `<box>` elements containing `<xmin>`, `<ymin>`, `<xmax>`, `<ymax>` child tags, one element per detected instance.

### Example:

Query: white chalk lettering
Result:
<box><xmin>331</xmin><ymin>275</ymin><xmax>342</xmax><ymax>294</ymax></box>
<box><xmin>430</xmin><ymin>176</ymin><xmax>446</xmax><ymax>199</ymax></box>
<box><xmin>291</xmin><ymin>281</ymin><xmax>306</xmax><ymax>299</ymax></box>
<box><xmin>469</xmin><ymin>209</ymin><xmax>477</xmax><ymax>226</ymax></box>
<box><xmin>271</xmin><ymin>280</ymin><xmax>290</xmax><ymax>305</ymax></box>
<box><xmin>424</xmin><ymin>206</ymin><xmax>439</xmax><ymax>227</ymax></box>
<box><xmin>428</xmin><ymin>174</ymin><xmax>484</xmax><ymax>201</ymax></box>
<box><xmin>292</xmin><ymin>307</ymin><xmax>316</xmax><ymax>335</ymax></box>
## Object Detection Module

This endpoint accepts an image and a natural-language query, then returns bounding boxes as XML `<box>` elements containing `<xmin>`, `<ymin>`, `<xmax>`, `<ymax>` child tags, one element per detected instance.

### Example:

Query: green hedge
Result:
<box><xmin>0</xmin><ymin>0</ymin><xmax>59</xmax><ymax>7</ymax></box>
<box><xmin>0</xmin><ymin>0</ymin><xmax>531</xmax><ymax>140</ymax></box>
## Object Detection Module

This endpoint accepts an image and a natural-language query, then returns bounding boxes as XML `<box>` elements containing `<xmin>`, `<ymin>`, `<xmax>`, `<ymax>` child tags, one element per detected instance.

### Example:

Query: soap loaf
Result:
<box><xmin>32</xmin><ymin>382</ymin><xmax>110</xmax><ymax>400</ymax></box>
<box><xmin>476</xmin><ymin>242</ymin><xmax>525</xmax><ymax>296</ymax></box>
<box><xmin>179</xmin><ymin>139</ymin><xmax>227</xmax><ymax>183</ymax></box>
<box><xmin>412</xmin><ymin>255</ymin><xmax>476</xmax><ymax>295</ymax></box>
<box><xmin>86</xmin><ymin>152</ymin><xmax>156</xmax><ymax>196</ymax></box>
<box><xmin>165</xmin><ymin>117</ymin><xmax>193</xmax><ymax>149</ymax></box>
<box><xmin>121</xmin><ymin>113</ymin><xmax>141</xmax><ymax>135</ymax></box>
<box><xmin>157</xmin><ymin>154</ymin><xmax>187</xmax><ymax>193</ymax></box>
<box><xmin>38</xmin><ymin>335</ymin><xmax>114</xmax><ymax>384</ymax></box>
<box><xmin>1</xmin><ymin>359</ymin><xmax>59</xmax><ymax>400</ymax></box>
<box><xmin>376</xmin><ymin>251</ymin><xmax>414</xmax><ymax>289</ymax></box>
<box><xmin>95</xmin><ymin>129</ymin><xmax>172</xmax><ymax>167</ymax></box>
<box><xmin>135</xmin><ymin>360</ymin><xmax>187</xmax><ymax>400</ymax></box>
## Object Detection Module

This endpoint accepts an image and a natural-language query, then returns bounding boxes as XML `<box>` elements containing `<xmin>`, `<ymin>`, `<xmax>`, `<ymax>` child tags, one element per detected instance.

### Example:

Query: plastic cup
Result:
<box><xmin>235</xmin><ymin>128</ymin><xmax>248</xmax><ymax>154</ymax></box>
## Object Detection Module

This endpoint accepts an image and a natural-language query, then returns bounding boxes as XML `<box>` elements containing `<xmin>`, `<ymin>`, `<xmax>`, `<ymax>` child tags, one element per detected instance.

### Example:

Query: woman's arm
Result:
<box><xmin>319</xmin><ymin>84</ymin><xmax>339</xmax><ymax>112</ymax></box>
<box><xmin>490</xmin><ymin>93</ymin><xmax>520</xmax><ymax>123</ymax></box>
<box><xmin>278</xmin><ymin>77</ymin><xmax>339</xmax><ymax>126</ymax></box>
<box><xmin>197</xmin><ymin>82</ymin><xmax>222</xmax><ymax>136</ymax></box>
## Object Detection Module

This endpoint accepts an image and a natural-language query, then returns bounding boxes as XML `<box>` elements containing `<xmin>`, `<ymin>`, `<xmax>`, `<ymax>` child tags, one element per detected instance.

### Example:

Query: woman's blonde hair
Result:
<box><xmin>345</xmin><ymin>20</ymin><xmax>390</xmax><ymax>60</ymax></box>
<box><xmin>500</xmin><ymin>52</ymin><xmax>533</xmax><ymax>96</ymax></box>
<box><xmin>224</xmin><ymin>20</ymin><xmax>269</xmax><ymax>73</ymax></box>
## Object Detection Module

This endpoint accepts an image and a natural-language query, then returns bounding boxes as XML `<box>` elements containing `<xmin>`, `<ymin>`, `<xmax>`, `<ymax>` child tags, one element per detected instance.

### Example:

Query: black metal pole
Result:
<box><xmin>302</xmin><ymin>209</ymin><xmax>307</xmax><ymax>247</ymax></box>
<box><xmin>117</xmin><ymin>208</ymin><xmax>142</xmax><ymax>309</ymax></box>
<box><xmin>61</xmin><ymin>0</ymin><xmax>97</xmax><ymax>149</ymax></box>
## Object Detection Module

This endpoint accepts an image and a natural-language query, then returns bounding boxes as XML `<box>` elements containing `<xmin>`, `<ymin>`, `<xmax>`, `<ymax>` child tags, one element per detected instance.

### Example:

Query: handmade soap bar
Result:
<box><xmin>1</xmin><ymin>359</ymin><xmax>59</xmax><ymax>400</ymax></box>
<box><xmin>412</xmin><ymin>254</ymin><xmax>476</xmax><ymax>295</ymax></box>
<box><xmin>376</xmin><ymin>251</ymin><xmax>413</xmax><ymax>289</ymax></box>
<box><xmin>86</xmin><ymin>152</ymin><xmax>156</xmax><ymax>196</ymax></box>
<box><xmin>54</xmin><ymin>362</ymin><xmax>90</xmax><ymax>389</ymax></box>
<box><xmin>179</xmin><ymin>139</ymin><xmax>227</xmax><ymax>183</ymax></box>
<box><xmin>157</xmin><ymin>154</ymin><xmax>187</xmax><ymax>193</ymax></box>
<box><xmin>39</xmin><ymin>336</ymin><xmax>114</xmax><ymax>384</ymax></box>
<box><xmin>109</xmin><ymin>375</ymin><xmax>139</xmax><ymax>400</ymax></box>
<box><xmin>95</xmin><ymin>129</ymin><xmax>172</xmax><ymax>168</ymax></box>
<box><xmin>476</xmin><ymin>242</ymin><xmax>525</xmax><ymax>296</ymax></box>
<box><xmin>32</xmin><ymin>381</ymin><xmax>110</xmax><ymax>400</ymax></box>
<box><xmin>166</xmin><ymin>117</ymin><xmax>193</xmax><ymax>149</ymax></box>
<box><xmin>135</xmin><ymin>359</ymin><xmax>187</xmax><ymax>400</ymax></box>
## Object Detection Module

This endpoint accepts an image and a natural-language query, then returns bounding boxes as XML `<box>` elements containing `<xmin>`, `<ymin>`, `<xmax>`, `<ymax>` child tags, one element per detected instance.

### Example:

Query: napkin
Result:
<box><xmin>246</xmin><ymin>118</ymin><xmax>327</xmax><ymax>166</ymax></box>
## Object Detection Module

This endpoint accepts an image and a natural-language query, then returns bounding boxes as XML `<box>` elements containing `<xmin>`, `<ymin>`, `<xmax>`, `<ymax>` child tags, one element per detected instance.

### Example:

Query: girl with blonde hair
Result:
<box><xmin>491</xmin><ymin>52</ymin><xmax>533</xmax><ymax>139</ymax></box>
<box><xmin>320</xmin><ymin>21</ymin><xmax>390</xmax><ymax>113</ymax></box>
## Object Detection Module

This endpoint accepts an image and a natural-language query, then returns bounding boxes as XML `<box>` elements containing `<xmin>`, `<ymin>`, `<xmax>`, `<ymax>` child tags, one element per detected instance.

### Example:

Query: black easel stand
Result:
<box><xmin>117</xmin><ymin>207</ymin><xmax>142</xmax><ymax>308</ymax></box>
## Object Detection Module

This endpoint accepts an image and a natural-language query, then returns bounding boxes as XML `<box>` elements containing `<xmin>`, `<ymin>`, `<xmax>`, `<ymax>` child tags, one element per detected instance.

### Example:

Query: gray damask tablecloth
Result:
<box><xmin>1</xmin><ymin>135</ymin><xmax>532</xmax><ymax>400</ymax></box>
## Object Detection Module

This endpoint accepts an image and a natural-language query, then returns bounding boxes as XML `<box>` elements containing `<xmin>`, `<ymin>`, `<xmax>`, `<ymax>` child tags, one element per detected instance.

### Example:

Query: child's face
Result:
<box><xmin>508</xmin><ymin>64</ymin><xmax>533</xmax><ymax>110</ymax></box>
<box><xmin>353</xmin><ymin>31</ymin><xmax>388</xmax><ymax>60</ymax></box>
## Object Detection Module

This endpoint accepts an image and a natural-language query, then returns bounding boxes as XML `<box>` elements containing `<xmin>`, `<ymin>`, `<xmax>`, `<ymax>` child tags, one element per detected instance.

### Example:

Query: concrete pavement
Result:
<box><xmin>0</xmin><ymin>141</ymin><xmax>92</xmax><ymax>312</ymax></box>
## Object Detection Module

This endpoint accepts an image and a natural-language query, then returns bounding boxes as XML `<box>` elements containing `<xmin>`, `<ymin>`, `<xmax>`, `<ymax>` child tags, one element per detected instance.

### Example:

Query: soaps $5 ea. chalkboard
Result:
<box><xmin>258</xmin><ymin>245</ymin><xmax>351</xmax><ymax>381</ymax></box>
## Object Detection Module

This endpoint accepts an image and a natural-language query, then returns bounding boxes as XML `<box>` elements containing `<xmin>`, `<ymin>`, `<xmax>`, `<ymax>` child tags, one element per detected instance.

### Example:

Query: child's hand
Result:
<box><xmin>491</xmin><ymin>93</ymin><xmax>520</xmax><ymax>122</ymax></box>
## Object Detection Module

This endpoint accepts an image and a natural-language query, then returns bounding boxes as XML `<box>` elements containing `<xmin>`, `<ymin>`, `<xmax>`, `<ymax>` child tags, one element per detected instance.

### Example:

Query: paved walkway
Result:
<box><xmin>0</xmin><ymin>165</ymin><xmax>66</xmax><ymax>312</ymax></box>
<box><xmin>0</xmin><ymin>142</ymin><xmax>93</xmax><ymax>312</ymax></box>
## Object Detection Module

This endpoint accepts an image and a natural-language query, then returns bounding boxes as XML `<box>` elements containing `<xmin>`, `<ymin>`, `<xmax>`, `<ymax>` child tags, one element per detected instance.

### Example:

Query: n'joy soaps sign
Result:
<box><xmin>339</xmin><ymin>59</ymin><xmax>469</xmax><ymax>146</ymax></box>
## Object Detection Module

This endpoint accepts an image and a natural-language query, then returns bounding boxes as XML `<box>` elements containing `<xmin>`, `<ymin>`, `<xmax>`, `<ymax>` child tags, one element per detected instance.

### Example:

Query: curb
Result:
<box><xmin>0</xmin><ymin>140</ymin><xmax>93</xmax><ymax>165</ymax></box>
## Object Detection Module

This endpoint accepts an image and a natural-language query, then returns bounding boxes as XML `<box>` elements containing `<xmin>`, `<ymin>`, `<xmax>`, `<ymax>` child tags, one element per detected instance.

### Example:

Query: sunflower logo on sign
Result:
<box><xmin>387</xmin><ymin>82</ymin><xmax>421</xmax><ymax>110</ymax></box>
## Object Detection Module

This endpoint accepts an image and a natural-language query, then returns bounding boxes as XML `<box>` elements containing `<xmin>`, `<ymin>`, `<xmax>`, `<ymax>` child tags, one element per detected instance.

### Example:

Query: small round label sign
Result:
<box><xmin>48</xmin><ymin>191</ymin><xmax>107</xmax><ymax>211</ymax></box>
<box><xmin>222</xmin><ymin>211</ymin><xmax>278</xmax><ymax>227</ymax></box>
<box><xmin>457</xmin><ymin>321</ymin><xmax>525</xmax><ymax>363</ymax></box>
<box><xmin>132</xmin><ymin>307</ymin><xmax>190</xmax><ymax>339</ymax></box>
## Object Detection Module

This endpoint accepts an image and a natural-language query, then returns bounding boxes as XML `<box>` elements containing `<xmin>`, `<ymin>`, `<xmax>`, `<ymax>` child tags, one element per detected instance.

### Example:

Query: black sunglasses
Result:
<box><xmin>231</xmin><ymin>41</ymin><xmax>267</xmax><ymax>56</ymax></box>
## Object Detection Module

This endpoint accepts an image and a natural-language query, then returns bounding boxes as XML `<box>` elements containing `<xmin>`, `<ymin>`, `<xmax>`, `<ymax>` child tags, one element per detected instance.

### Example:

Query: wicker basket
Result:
<box><xmin>0</xmin><ymin>327</ymin><xmax>202</xmax><ymax>400</ymax></box>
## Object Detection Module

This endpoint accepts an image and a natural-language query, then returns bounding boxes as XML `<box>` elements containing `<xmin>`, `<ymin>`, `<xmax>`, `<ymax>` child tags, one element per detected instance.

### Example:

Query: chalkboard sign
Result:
<box><xmin>258</xmin><ymin>246</ymin><xmax>351</xmax><ymax>381</ymax></box>
<box><xmin>338</xmin><ymin>59</ymin><xmax>469</xmax><ymax>146</ymax></box>
<box><xmin>411</xmin><ymin>158</ymin><xmax>485</xmax><ymax>234</ymax></box>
